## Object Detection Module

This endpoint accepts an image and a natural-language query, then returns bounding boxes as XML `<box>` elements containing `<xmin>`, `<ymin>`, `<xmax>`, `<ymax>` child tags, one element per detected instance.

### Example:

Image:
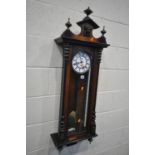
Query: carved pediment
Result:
<box><xmin>56</xmin><ymin>7</ymin><xmax>110</xmax><ymax>48</ymax></box>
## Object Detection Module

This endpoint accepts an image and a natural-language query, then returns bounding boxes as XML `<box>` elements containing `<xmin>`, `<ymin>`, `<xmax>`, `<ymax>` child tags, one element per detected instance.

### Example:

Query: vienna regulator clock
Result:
<box><xmin>51</xmin><ymin>7</ymin><xmax>109</xmax><ymax>150</ymax></box>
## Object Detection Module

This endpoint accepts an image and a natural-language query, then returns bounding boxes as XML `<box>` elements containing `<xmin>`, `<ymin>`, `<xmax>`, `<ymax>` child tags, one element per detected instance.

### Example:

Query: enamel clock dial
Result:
<box><xmin>72</xmin><ymin>52</ymin><xmax>90</xmax><ymax>74</ymax></box>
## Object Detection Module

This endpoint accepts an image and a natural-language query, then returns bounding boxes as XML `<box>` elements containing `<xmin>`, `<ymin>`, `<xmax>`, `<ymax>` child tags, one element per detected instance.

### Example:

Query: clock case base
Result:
<box><xmin>51</xmin><ymin>132</ymin><xmax>97</xmax><ymax>150</ymax></box>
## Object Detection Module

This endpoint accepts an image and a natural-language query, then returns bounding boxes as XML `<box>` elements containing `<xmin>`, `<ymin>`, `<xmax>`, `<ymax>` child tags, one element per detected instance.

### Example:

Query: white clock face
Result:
<box><xmin>72</xmin><ymin>52</ymin><xmax>91</xmax><ymax>74</ymax></box>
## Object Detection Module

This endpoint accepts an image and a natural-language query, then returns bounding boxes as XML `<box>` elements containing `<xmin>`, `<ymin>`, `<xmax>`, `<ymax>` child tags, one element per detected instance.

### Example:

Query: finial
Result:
<box><xmin>65</xmin><ymin>18</ymin><xmax>72</xmax><ymax>29</ymax></box>
<box><xmin>101</xmin><ymin>26</ymin><xmax>106</xmax><ymax>35</ymax></box>
<box><xmin>84</xmin><ymin>7</ymin><xmax>93</xmax><ymax>16</ymax></box>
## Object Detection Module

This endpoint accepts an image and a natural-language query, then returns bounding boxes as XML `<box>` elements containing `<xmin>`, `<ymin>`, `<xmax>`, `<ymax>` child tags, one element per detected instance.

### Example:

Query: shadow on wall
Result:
<box><xmin>36</xmin><ymin>38</ymin><xmax>63</xmax><ymax>68</ymax></box>
<box><xmin>50</xmin><ymin>42</ymin><xmax>63</xmax><ymax>67</ymax></box>
<box><xmin>48</xmin><ymin>42</ymin><xmax>90</xmax><ymax>154</ymax></box>
<box><xmin>45</xmin><ymin>41</ymin><xmax>92</xmax><ymax>155</ymax></box>
<box><xmin>48</xmin><ymin>137</ymin><xmax>90</xmax><ymax>155</ymax></box>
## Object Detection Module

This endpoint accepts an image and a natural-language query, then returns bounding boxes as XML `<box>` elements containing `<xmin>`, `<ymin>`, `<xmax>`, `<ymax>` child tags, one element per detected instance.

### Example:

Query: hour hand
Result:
<box><xmin>73</xmin><ymin>62</ymin><xmax>80</xmax><ymax>65</ymax></box>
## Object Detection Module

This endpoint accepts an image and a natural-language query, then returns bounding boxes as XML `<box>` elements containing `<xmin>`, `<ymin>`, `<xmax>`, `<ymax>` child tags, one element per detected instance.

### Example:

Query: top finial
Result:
<box><xmin>84</xmin><ymin>7</ymin><xmax>93</xmax><ymax>16</ymax></box>
<box><xmin>65</xmin><ymin>18</ymin><xmax>72</xmax><ymax>29</ymax></box>
<box><xmin>101</xmin><ymin>26</ymin><xmax>106</xmax><ymax>35</ymax></box>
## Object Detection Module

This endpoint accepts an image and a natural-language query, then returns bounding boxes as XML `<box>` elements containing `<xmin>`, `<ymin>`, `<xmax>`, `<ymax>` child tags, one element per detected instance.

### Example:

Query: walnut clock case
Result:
<box><xmin>51</xmin><ymin>7</ymin><xmax>109</xmax><ymax>150</ymax></box>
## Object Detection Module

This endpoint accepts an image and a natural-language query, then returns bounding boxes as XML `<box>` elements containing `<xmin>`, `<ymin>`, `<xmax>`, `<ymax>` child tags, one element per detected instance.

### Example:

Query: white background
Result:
<box><xmin>0</xmin><ymin>0</ymin><xmax>155</xmax><ymax>155</ymax></box>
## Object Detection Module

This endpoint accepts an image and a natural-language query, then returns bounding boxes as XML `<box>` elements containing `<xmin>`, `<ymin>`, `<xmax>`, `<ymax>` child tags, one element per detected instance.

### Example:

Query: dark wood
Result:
<box><xmin>51</xmin><ymin>7</ymin><xmax>109</xmax><ymax>150</ymax></box>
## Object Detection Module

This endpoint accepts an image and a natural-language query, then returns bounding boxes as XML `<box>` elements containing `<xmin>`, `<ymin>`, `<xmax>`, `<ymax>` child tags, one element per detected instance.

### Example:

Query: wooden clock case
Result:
<box><xmin>51</xmin><ymin>7</ymin><xmax>109</xmax><ymax>150</ymax></box>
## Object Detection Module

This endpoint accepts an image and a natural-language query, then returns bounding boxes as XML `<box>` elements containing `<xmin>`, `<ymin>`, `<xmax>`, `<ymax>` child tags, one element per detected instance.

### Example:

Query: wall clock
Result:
<box><xmin>51</xmin><ymin>7</ymin><xmax>109</xmax><ymax>150</ymax></box>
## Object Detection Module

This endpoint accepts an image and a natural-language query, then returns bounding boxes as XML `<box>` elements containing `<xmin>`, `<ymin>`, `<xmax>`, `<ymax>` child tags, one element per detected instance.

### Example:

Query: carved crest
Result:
<box><xmin>55</xmin><ymin>7</ymin><xmax>110</xmax><ymax>48</ymax></box>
